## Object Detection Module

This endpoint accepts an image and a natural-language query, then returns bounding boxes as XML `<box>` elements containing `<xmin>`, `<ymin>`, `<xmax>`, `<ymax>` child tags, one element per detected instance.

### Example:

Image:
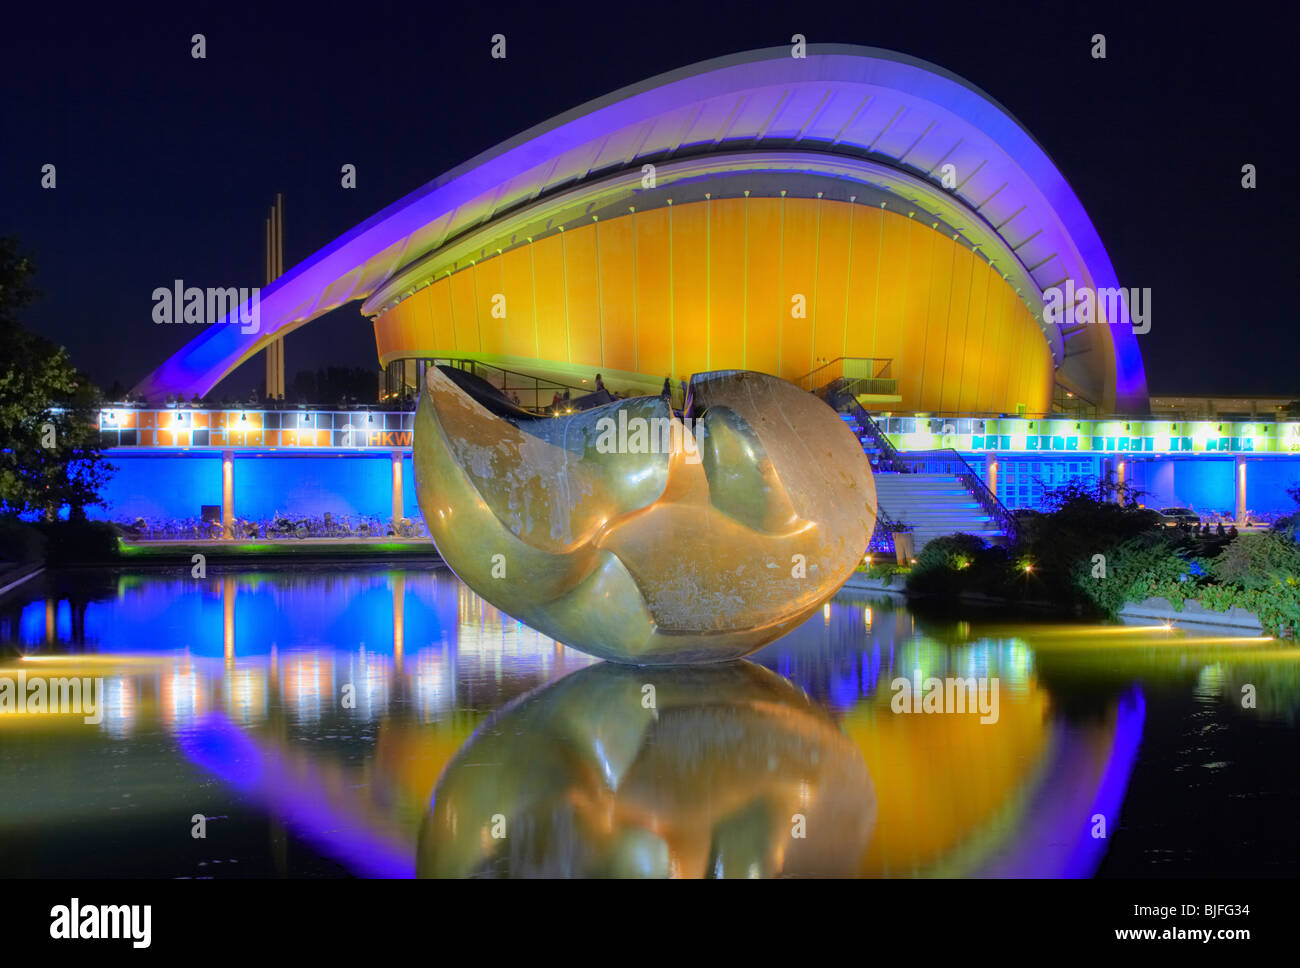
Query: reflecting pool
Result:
<box><xmin>1</xmin><ymin>565</ymin><xmax>1297</xmax><ymax>877</ymax></box>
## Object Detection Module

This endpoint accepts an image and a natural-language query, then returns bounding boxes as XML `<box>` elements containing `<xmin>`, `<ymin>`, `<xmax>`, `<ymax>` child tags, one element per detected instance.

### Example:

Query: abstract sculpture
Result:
<box><xmin>413</xmin><ymin>365</ymin><xmax>875</xmax><ymax>664</ymax></box>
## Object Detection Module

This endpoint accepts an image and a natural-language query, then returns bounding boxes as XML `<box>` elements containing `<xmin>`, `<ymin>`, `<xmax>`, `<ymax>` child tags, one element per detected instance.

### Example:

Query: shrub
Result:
<box><xmin>1211</xmin><ymin>532</ymin><xmax>1300</xmax><ymax>591</ymax></box>
<box><xmin>1072</xmin><ymin>532</ymin><xmax>1211</xmax><ymax>617</ymax></box>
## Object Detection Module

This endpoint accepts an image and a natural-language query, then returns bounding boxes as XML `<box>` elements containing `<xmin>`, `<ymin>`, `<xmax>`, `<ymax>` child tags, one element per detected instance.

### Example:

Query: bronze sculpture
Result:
<box><xmin>413</xmin><ymin>365</ymin><xmax>876</xmax><ymax>664</ymax></box>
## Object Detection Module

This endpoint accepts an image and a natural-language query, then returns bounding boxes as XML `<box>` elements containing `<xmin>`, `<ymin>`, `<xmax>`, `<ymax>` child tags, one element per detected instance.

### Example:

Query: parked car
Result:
<box><xmin>1159</xmin><ymin>507</ymin><xmax>1201</xmax><ymax>527</ymax></box>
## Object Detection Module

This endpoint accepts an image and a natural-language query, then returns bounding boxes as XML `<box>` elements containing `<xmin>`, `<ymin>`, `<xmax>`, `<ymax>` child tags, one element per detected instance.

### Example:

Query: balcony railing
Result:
<box><xmin>795</xmin><ymin>357</ymin><xmax>898</xmax><ymax>398</ymax></box>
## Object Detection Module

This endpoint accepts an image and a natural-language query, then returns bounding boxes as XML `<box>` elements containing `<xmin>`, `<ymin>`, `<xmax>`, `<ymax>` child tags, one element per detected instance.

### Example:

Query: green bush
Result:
<box><xmin>856</xmin><ymin>559</ymin><xmax>909</xmax><ymax>586</ymax></box>
<box><xmin>1074</xmin><ymin>533</ymin><xmax>1209</xmax><ymax>617</ymax></box>
<box><xmin>1211</xmin><ymin>532</ymin><xmax>1300</xmax><ymax>591</ymax></box>
<box><xmin>906</xmin><ymin>533</ymin><xmax>1012</xmax><ymax>597</ymax></box>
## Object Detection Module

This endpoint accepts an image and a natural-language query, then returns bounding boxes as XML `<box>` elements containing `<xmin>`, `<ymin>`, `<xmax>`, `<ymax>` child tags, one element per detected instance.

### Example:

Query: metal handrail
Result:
<box><xmin>826</xmin><ymin>382</ymin><xmax>1018</xmax><ymax>543</ymax></box>
<box><xmin>794</xmin><ymin>357</ymin><xmax>894</xmax><ymax>393</ymax></box>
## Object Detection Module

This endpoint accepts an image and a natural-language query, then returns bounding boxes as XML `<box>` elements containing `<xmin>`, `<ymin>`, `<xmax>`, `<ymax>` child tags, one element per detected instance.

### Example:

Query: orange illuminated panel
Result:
<box><xmin>634</xmin><ymin>208</ymin><xmax>672</xmax><ymax>377</ymax></box>
<box><xmin>264</xmin><ymin>430</ymin><xmax>280</xmax><ymax>447</ymax></box>
<box><xmin>397</xmin><ymin>295</ymin><xmax>419</xmax><ymax>358</ymax></box>
<box><xmin>983</xmin><ymin>276</ymin><xmax>1014</xmax><ymax>408</ymax></box>
<box><xmin>281</xmin><ymin>430</ymin><xmax>298</xmax><ymax>447</ymax></box>
<box><xmin>844</xmin><ymin>206</ymin><xmax>883</xmax><ymax>361</ymax></box>
<box><xmin>779</xmin><ymin>198</ymin><xmax>818</xmax><ymax>380</ymax></box>
<box><xmin>192</xmin><ymin>412</ymin><xmax>209</xmax><ymax>429</ymax></box>
<box><xmin>563</xmin><ymin>223</ymin><xmax>602</xmax><ymax>368</ymax></box>
<box><xmin>429</xmin><ymin>277</ymin><xmax>457</xmax><ymax>352</ymax></box>
<box><xmin>707</xmin><ymin>198</ymin><xmax>747</xmax><ymax>370</ymax></box>
<box><xmin>476</xmin><ymin>260</ymin><xmax>507</xmax><ymax>357</ymax></box>
<box><xmin>1004</xmin><ymin>299</ymin><xmax>1028</xmax><ymax>412</ymax></box>
<box><xmin>448</xmin><ymin>267</ymin><xmax>479</xmax><ymax>355</ymax></box>
<box><xmin>812</xmin><ymin>201</ymin><xmax>851</xmax><ymax>367</ymax></box>
<box><xmin>501</xmin><ymin>245</ymin><xmax>537</xmax><ymax>359</ymax></box>
<box><xmin>531</xmin><ymin>235</ymin><xmax>569</xmax><ymax>364</ymax></box>
<box><xmin>940</xmin><ymin>244</ymin><xmax>974</xmax><ymax>413</ymax></box>
<box><xmin>744</xmin><ymin>198</ymin><xmax>782</xmax><ymax>376</ymax></box>
<box><xmin>898</xmin><ymin>221</ymin><xmax>935</xmax><ymax>406</ymax></box>
<box><xmin>595</xmin><ymin>217</ymin><xmax>637</xmax><ymax>373</ymax></box>
<box><xmin>670</xmin><ymin>202</ymin><xmax>709</xmax><ymax>375</ymax></box>
<box><xmin>227</xmin><ymin>430</ymin><xmax>246</xmax><ymax>447</ymax></box>
<box><xmin>365</xmin><ymin>197</ymin><xmax>1059</xmax><ymax>415</ymax></box>
<box><xmin>140</xmin><ymin>412</ymin><xmax>157</xmax><ymax>429</ymax></box>
<box><xmin>920</xmin><ymin>237</ymin><xmax>954</xmax><ymax>407</ymax></box>
<box><xmin>957</xmin><ymin>261</ymin><xmax>992</xmax><ymax>413</ymax></box>
<box><xmin>374</xmin><ymin>310</ymin><xmax>398</xmax><ymax>362</ymax></box>
<box><xmin>870</xmin><ymin>212</ymin><xmax>909</xmax><ymax>367</ymax></box>
<box><xmin>210</xmin><ymin>431</ymin><xmax>226</xmax><ymax>447</ymax></box>
<box><xmin>316</xmin><ymin>429</ymin><xmax>330</xmax><ymax>446</ymax></box>
<box><xmin>157</xmin><ymin>429</ymin><xmax>174</xmax><ymax>446</ymax></box>
<box><xmin>139</xmin><ymin>429</ymin><xmax>154</xmax><ymax>446</ymax></box>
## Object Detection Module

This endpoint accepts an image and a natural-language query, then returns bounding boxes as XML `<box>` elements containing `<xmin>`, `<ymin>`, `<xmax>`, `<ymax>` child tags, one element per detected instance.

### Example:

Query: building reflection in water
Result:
<box><xmin>1</xmin><ymin>568</ymin><xmax>1288</xmax><ymax>877</ymax></box>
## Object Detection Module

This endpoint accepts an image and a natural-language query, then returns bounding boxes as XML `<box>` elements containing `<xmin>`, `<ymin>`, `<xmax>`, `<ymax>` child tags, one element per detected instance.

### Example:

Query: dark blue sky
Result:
<box><xmin>4</xmin><ymin>0</ymin><xmax>1296</xmax><ymax>398</ymax></box>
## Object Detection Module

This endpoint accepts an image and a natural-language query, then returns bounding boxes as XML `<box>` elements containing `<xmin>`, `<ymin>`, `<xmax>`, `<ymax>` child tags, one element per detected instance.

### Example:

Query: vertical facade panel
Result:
<box><xmin>941</xmin><ymin>245</ymin><xmax>974</xmax><ymax>413</ymax></box>
<box><xmin>871</xmin><ymin>211</ymin><xmax>910</xmax><ymax>374</ymax></box>
<box><xmin>531</xmin><ymin>235</ymin><xmax>569</xmax><ymax>364</ymax></box>
<box><xmin>779</xmin><ymin>198</ymin><xmax>819</xmax><ymax>380</ymax></box>
<box><xmin>596</xmin><ymin>216</ymin><xmax>638</xmax><ymax>374</ymax></box>
<box><xmin>921</xmin><ymin>236</ymin><xmax>955</xmax><ymax>408</ymax></box>
<box><xmin>744</xmin><ymin>198</ymin><xmax>783</xmax><ymax>376</ymax></box>
<box><xmin>813</xmin><ymin>201</ymin><xmax>852</xmax><ymax>369</ymax></box>
<box><xmin>898</xmin><ymin>221</ymin><xmax>935</xmax><ymax>406</ymax></box>
<box><xmin>476</xmin><ymin>260</ymin><xmax>508</xmax><ymax>357</ymax></box>
<box><xmin>707</xmin><ymin>198</ymin><xmax>748</xmax><ymax>370</ymax></box>
<box><xmin>670</xmin><ymin>202</ymin><xmax>710</xmax><ymax>376</ymax></box>
<box><xmin>957</xmin><ymin>260</ymin><xmax>991</xmax><ymax>413</ymax></box>
<box><xmin>448</xmin><ymin>268</ymin><xmax>480</xmax><ymax>355</ymax></box>
<box><xmin>563</xmin><ymin>225</ymin><xmax>603</xmax><ymax>368</ymax></box>
<box><xmin>634</xmin><ymin>208</ymin><xmax>673</xmax><ymax>378</ymax></box>
<box><xmin>844</xmin><ymin>206</ymin><xmax>883</xmax><ymax>361</ymax></box>
<box><xmin>500</xmin><ymin>246</ymin><xmax>536</xmax><ymax>359</ymax></box>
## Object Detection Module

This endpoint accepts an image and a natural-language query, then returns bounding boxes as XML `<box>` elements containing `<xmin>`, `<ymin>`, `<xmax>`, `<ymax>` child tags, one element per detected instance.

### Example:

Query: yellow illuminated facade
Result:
<box><xmin>374</xmin><ymin>197</ymin><xmax>1054</xmax><ymax>415</ymax></box>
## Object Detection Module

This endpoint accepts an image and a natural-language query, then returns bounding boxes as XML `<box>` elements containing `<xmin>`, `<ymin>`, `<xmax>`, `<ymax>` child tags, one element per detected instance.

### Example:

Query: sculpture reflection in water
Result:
<box><xmin>413</xmin><ymin>366</ymin><xmax>876</xmax><ymax>664</ymax></box>
<box><xmin>417</xmin><ymin>661</ymin><xmax>876</xmax><ymax>877</ymax></box>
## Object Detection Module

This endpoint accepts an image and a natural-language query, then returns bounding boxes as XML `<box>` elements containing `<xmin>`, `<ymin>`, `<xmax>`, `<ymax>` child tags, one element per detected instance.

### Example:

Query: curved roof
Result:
<box><xmin>135</xmin><ymin>44</ymin><xmax>1146</xmax><ymax>411</ymax></box>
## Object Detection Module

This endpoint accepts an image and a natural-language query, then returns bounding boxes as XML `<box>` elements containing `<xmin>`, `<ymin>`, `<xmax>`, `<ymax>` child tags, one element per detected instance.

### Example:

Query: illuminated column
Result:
<box><xmin>392</xmin><ymin>573</ymin><xmax>405</xmax><ymax>673</ymax></box>
<box><xmin>223</xmin><ymin>575</ymin><xmax>236</xmax><ymax>665</ymax></box>
<box><xmin>986</xmin><ymin>458</ymin><xmax>998</xmax><ymax>500</ymax></box>
<box><xmin>1116</xmin><ymin>459</ymin><xmax>1127</xmax><ymax>503</ymax></box>
<box><xmin>391</xmin><ymin>451</ymin><xmax>404</xmax><ymax>525</ymax></box>
<box><xmin>222</xmin><ymin>449</ymin><xmax>234</xmax><ymax>539</ymax></box>
<box><xmin>1235</xmin><ymin>456</ymin><xmax>1247</xmax><ymax>526</ymax></box>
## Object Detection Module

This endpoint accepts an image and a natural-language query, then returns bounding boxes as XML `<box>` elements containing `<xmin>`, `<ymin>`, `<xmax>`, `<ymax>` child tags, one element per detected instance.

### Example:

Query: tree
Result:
<box><xmin>0</xmin><ymin>238</ymin><xmax>114</xmax><ymax>520</ymax></box>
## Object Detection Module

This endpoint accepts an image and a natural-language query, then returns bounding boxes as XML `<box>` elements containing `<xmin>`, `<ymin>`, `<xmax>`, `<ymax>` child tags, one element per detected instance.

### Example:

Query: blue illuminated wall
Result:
<box><xmin>91</xmin><ymin>453</ymin><xmax>427</xmax><ymax>525</ymax></box>
<box><xmin>97</xmin><ymin>453</ymin><xmax>223</xmax><ymax>520</ymax></box>
<box><xmin>234</xmin><ymin>455</ymin><xmax>392</xmax><ymax>521</ymax></box>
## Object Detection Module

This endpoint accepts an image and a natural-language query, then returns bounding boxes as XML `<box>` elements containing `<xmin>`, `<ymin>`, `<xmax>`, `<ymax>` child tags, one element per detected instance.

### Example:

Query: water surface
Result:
<box><xmin>1</xmin><ymin>565</ymin><xmax>1296</xmax><ymax>877</ymax></box>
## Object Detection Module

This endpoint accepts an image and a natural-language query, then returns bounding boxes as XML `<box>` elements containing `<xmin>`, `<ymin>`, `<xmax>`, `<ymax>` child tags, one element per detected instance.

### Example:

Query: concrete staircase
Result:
<box><xmin>872</xmin><ymin>473</ymin><xmax>1003</xmax><ymax>552</ymax></box>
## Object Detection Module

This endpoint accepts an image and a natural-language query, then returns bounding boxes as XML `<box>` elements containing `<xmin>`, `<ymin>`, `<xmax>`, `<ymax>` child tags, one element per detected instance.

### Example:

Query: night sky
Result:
<box><xmin>4</xmin><ymin>0</ymin><xmax>1296</xmax><ymax>400</ymax></box>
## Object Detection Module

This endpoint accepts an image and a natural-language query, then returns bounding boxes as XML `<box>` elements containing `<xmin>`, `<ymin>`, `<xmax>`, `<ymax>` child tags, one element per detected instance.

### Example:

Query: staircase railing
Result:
<box><xmin>826</xmin><ymin>383</ymin><xmax>1019</xmax><ymax>544</ymax></box>
<box><xmin>795</xmin><ymin>357</ymin><xmax>897</xmax><ymax>397</ymax></box>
